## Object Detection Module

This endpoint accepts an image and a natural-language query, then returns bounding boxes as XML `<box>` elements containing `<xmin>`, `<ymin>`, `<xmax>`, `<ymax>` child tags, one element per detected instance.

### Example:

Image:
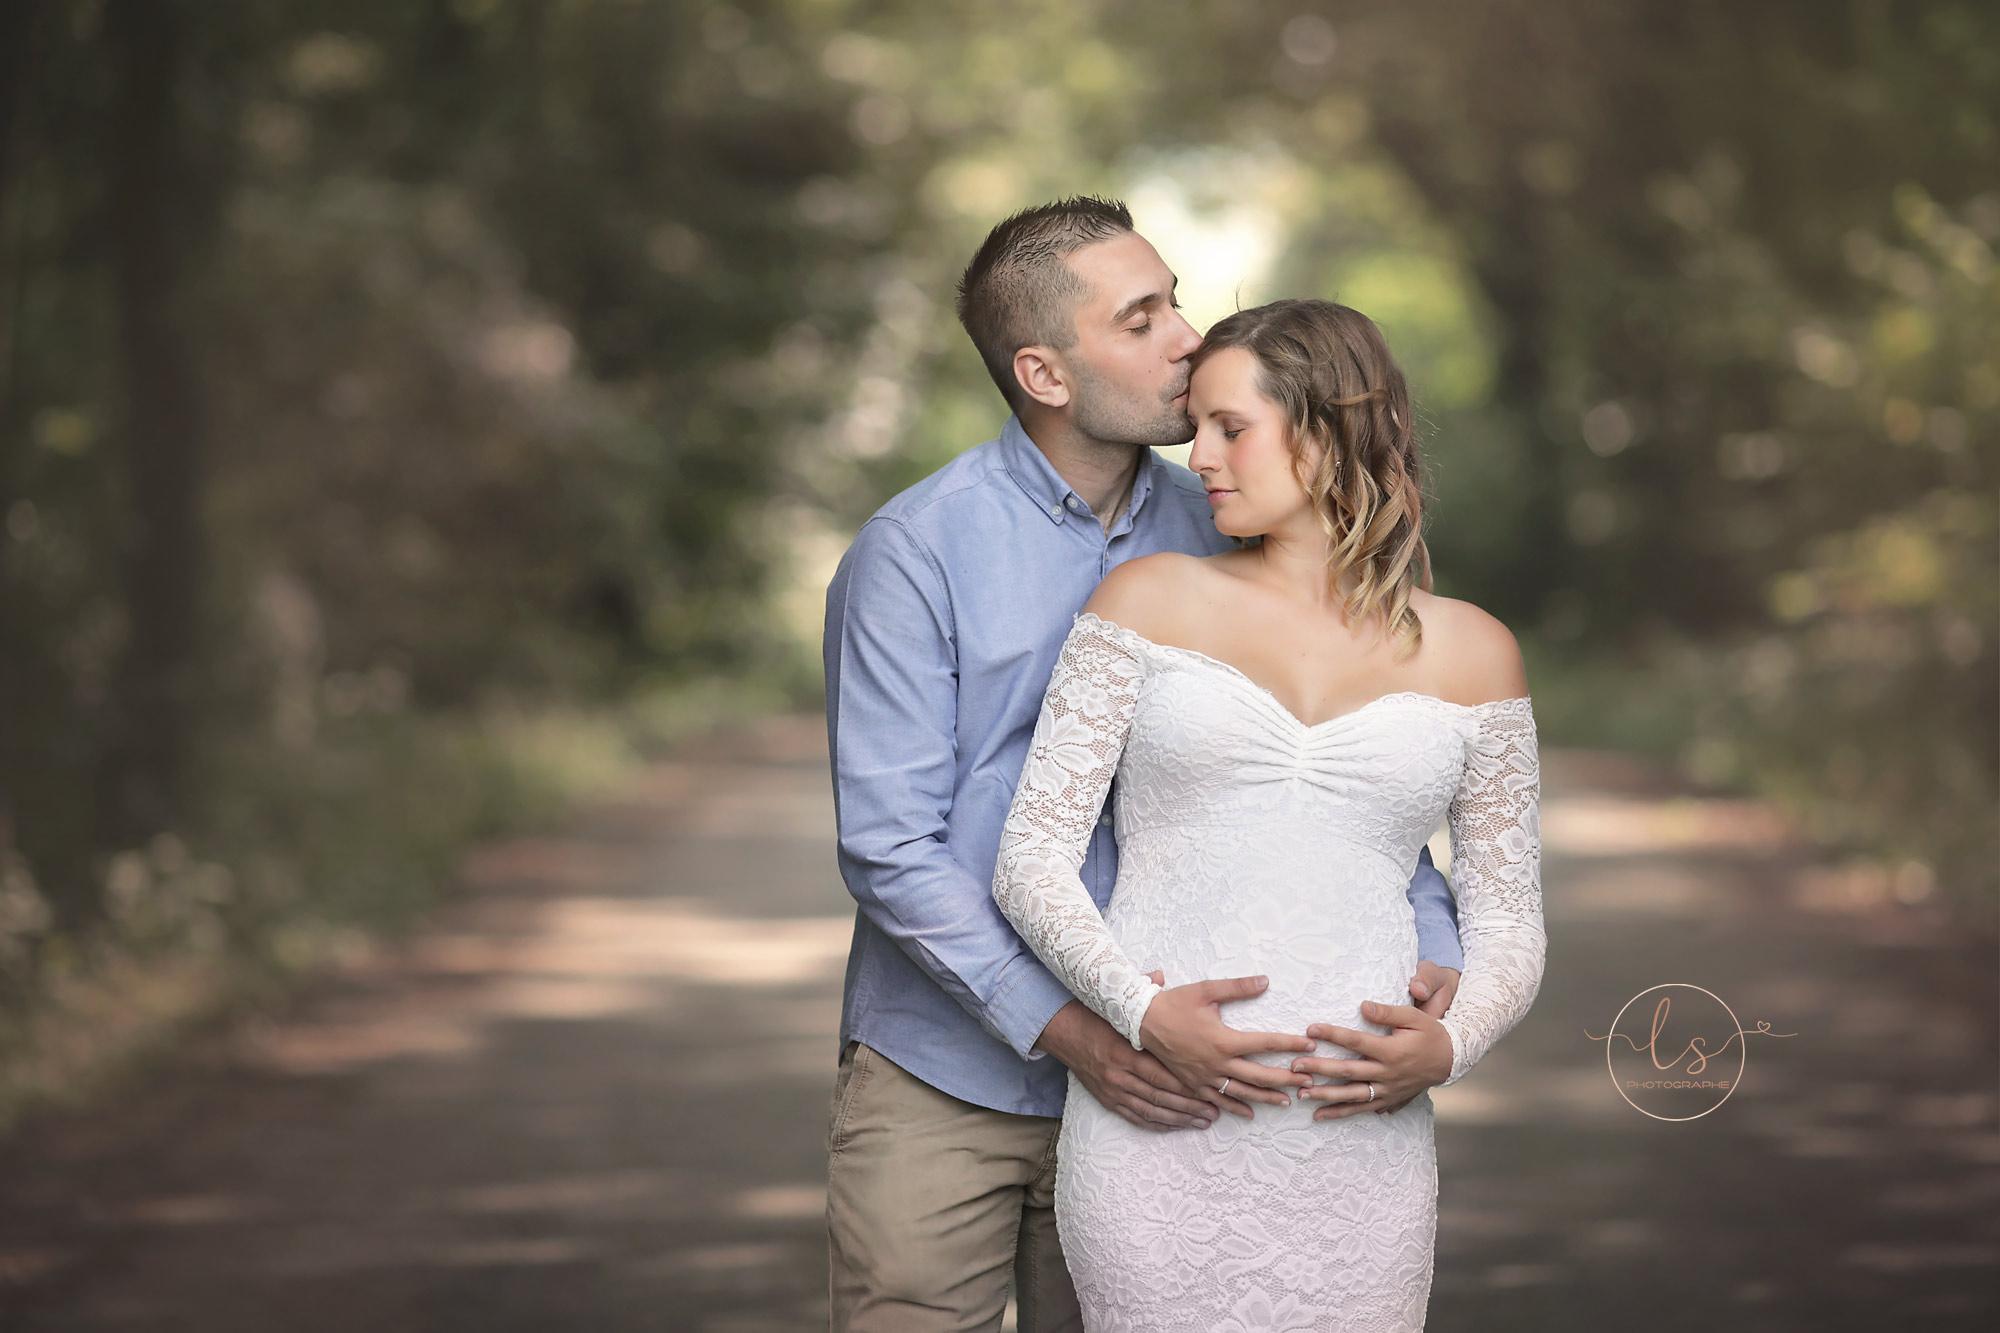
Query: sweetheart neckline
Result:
<box><xmin>1074</xmin><ymin>610</ymin><xmax>1530</xmax><ymax>734</ymax></box>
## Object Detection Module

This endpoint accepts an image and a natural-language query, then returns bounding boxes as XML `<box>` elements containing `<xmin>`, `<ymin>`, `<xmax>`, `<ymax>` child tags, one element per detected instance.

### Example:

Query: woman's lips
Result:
<box><xmin>1205</xmin><ymin>489</ymin><xmax>1234</xmax><ymax>505</ymax></box>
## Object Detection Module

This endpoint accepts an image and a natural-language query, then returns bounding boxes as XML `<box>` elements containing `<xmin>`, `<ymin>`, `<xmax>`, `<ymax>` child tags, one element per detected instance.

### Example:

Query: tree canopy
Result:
<box><xmin>1</xmin><ymin>0</ymin><xmax>1992</xmax><ymax>991</ymax></box>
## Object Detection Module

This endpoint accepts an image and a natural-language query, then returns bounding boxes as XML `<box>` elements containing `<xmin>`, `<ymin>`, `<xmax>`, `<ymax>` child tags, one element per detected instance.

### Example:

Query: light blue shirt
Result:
<box><xmin>823</xmin><ymin>416</ymin><xmax>1464</xmax><ymax>1117</ymax></box>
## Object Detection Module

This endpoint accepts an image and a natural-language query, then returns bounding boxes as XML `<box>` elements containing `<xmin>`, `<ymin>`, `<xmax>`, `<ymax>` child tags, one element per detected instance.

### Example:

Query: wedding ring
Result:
<box><xmin>1218</xmin><ymin>1078</ymin><xmax>1231</xmax><ymax>1097</ymax></box>
<box><xmin>1366</xmin><ymin>1083</ymin><xmax>1376</xmax><ymax>1102</ymax></box>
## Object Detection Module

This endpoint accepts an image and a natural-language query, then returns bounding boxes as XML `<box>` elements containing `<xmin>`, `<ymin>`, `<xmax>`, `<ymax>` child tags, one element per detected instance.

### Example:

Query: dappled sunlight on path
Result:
<box><xmin>0</xmin><ymin>723</ymin><xmax>1992</xmax><ymax>1331</ymax></box>
<box><xmin>0</xmin><ymin>717</ymin><xmax>849</xmax><ymax>1332</ymax></box>
<box><xmin>1424</xmin><ymin>751</ymin><xmax>1998</xmax><ymax>1328</ymax></box>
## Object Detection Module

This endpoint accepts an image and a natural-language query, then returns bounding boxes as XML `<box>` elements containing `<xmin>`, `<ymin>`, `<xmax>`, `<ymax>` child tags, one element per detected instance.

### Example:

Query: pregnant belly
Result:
<box><xmin>1107</xmin><ymin>824</ymin><xmax>1422</xmax><ymax>1068</ymax></box>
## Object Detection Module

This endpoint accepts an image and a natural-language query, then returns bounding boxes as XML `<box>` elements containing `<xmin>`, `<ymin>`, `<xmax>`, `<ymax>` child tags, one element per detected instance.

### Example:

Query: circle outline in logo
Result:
<box><xmin>1605</xmin><ymin>982</ymin><xmax>1747</xmax><ymax>1122</ymax></box>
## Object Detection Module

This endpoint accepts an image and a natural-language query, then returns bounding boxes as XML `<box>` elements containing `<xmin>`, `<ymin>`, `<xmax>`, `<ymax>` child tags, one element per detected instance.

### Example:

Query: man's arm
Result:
<box><xmin>824</xmin><ymin>517</ymin><xmax>1074</xmax><ymax>1058</ymax></box>
<box><xmin>1408</xmin><ymin>843</ymin><xmax>1464</xmax><ymax>975</ymax></box>
<box><xmin>826</xmin><ymin>519</ymin><xmax>1231</xmax><ymax>1128</ymax></box>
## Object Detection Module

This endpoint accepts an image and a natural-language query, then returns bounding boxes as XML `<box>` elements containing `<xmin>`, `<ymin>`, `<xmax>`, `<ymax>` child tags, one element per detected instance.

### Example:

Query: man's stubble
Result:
<box><xmin>1068</xmin><ymin>357</ymin><xmax>1196</xmax><ymax>452</ymax></box>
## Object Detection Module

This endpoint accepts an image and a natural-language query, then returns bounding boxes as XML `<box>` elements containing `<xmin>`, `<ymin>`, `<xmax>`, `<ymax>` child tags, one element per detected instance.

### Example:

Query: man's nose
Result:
<box><xmin>1170</xmin><ymin>311</ymin><xmax>1202</xmax><ymax>359</ymax></box>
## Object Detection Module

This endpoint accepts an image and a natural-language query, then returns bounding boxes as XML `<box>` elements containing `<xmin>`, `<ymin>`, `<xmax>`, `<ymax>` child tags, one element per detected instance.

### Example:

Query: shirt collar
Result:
<box><xmin>999</xmin><ymin>414</ymin><xmax>1161</xmax><ymax>530</ymax></box>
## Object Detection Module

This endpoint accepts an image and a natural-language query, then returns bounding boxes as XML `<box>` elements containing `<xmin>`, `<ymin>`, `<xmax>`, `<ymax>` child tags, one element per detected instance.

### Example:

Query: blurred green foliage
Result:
<box><xmin>0</xmin><ymin>0</ymin><xmax>1993</xmax><ymax>1114</ymax></box>
<box><xmin>1343</xmin><ymin>0</ymin><xmax>1997</xmax><ymax>909</ymax></box>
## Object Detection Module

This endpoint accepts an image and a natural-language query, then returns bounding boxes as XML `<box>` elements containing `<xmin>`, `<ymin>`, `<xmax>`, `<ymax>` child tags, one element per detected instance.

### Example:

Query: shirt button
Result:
<box><xmin>1099</xmin><ymin>811</ymin><xmax>1113</xmax><ymax>827</ymax></box>
<box><xmin>1068</xmin><ymin>495</ymin><xmax>1086</xmax><ymax>511</ymax></box>
<box><xmin>1048</xmin><ymin>503</ymin><xmax>1063</xmax><ymax>519</ymax></box>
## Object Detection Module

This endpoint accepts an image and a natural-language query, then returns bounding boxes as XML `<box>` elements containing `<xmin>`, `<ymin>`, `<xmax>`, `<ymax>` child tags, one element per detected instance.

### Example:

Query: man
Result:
<box><xmin>823</xmin><ymin>197</ymin><xmax>1464</xmax><ymax>1331</ymax></box>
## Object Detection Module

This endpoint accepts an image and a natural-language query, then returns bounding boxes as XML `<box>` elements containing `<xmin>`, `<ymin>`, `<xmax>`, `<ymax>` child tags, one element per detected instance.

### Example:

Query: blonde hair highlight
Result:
<box><xmin>1192</xmin><ymin>299</ymin><xmax>1432</xmax><ymax>658</ymax></box>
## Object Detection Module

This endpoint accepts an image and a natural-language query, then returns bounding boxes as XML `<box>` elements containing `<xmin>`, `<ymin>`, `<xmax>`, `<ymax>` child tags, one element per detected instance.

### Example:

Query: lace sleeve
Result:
<box><xmin>993</xmin><ymin>614</ymin><xmax>1161</xmax><ymax>1050</ymax></box>
<box><xmin>1437</xmin><ymin>700</ymin><xmax>1547</xmax><ymax>1087</ymax></box>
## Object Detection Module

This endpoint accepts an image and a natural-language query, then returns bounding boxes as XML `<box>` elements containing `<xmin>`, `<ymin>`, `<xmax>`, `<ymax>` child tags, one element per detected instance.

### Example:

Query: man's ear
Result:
<box><xmin>1012</xmin><ymin>346</ymin><xmax>1072</xmax><ymax>410</ymax></box>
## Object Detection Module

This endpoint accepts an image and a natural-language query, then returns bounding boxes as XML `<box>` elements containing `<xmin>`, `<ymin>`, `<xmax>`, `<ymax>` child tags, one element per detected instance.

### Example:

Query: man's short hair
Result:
<box><xmin>954</xmin><ymin>196</ymin><xmax>1135</xmax><ymax>410</ymax></box>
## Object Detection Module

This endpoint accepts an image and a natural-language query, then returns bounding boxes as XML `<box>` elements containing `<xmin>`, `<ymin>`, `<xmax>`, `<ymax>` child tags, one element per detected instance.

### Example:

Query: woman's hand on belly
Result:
<box><xmin>1136</xmin><ymin>970</ymin><xmax>1315</xmax><ymax>1119</ymax></box>
<box><xmin>1291</xmin><ymin>999</ymin><xmax>1453</xmax><ymax>1121</ymax></box>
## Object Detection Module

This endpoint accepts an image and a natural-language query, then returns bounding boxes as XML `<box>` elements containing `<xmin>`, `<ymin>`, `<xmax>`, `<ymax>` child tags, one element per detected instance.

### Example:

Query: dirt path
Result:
<box><xmin>1</xmin><ymin>718</ymin><xmax>1994</xmax><ymax>1331</ymax></box>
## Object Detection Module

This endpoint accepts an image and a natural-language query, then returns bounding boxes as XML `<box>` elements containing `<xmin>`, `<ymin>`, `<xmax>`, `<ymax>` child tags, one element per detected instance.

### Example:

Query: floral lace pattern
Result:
<box><xmin>1437</xmin><ymin>702</ymin><xmax>1544</xmax><ymax>1087</ymax></box>
<box><xmin>993</xmin><ymin>612</ymin><xmax>1546</xmax><ymax>1331</ymax></box>
<box><xmin>992</xmin><ymin>616</ymin><xmax>1161</xmax><ymax>1049</ymax></box>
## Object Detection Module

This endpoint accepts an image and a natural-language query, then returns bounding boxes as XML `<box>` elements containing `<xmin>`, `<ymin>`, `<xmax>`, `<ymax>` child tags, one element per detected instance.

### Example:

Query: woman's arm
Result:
<box><xmin>993</xmin><ymin>611</ymin><xmax>1312</xmax><ymax>1115</ymax></box>
<box><xmin>1435</xmin><ymin>699</ymin><xmax>1547</xmax><ymax>1086</ymax></box>
<box><xmin>992</xmin><ymin>613</ymin><xmax>1161</xmax><ymax>1046</ymax></box>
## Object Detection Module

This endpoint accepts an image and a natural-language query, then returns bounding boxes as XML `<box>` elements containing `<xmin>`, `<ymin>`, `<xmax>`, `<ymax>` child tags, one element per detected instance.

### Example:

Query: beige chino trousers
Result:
<box><xmin>827</xmin><ymin>1041</ymin><xmax>1084</xmax><ymax>1332</ymax></box>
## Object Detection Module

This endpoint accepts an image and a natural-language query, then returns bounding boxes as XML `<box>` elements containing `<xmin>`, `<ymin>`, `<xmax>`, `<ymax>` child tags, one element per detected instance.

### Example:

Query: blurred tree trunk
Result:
<box><xmin>0</xmin><ymin>0</ymin><xmax>28</xmax><ymax>408</ymax></box>
<box><xmin>95</xmin><ymin>0</ymin><xmax>210</xmax><ymax>846</ymax></box>
<box><xmin>0</xmin><ymin>0</ymin><xmax>38</xmax><ymax>869</ymax></box>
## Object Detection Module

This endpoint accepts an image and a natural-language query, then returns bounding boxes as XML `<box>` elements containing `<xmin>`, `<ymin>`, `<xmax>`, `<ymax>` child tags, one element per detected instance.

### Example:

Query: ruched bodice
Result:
<box><xmin>992</xmin><ymin>612</ymin><xmax>1546</xmax><ymax>1332</ymax></box>
<box><xmin>1111</xmin><ymin>639</ymin><xmax>1482</xmax><ymax>848</ymax></box>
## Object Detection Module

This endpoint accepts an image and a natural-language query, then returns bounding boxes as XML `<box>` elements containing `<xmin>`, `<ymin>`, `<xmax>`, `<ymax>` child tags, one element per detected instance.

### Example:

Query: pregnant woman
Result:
<box><xmin>992</xmin><ymin>299</ymin><xmax>1546</xmax><ymax>1331</ymax></box>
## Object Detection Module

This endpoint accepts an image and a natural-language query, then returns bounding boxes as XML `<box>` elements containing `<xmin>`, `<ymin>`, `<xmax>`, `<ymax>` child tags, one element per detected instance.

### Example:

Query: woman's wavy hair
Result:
<box><xmin>1191</xmin><ymin>298</ymin><xmax>1433</xmax><ymax>657</ymax></box>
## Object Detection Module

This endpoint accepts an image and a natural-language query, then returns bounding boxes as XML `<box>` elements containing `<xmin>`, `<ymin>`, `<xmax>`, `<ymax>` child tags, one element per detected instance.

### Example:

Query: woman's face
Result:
<box><xmin>1187</xmin><ymin>346</ymin><xmax>1320</xmax><ymax>539</ymax></box>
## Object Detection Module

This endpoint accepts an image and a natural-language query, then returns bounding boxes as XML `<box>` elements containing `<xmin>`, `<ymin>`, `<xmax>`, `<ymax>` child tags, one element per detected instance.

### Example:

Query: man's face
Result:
<box><xmin>1059</xmin><ymin>231</ymin><xmax>1204</xmax><ymax>447</ymax></box>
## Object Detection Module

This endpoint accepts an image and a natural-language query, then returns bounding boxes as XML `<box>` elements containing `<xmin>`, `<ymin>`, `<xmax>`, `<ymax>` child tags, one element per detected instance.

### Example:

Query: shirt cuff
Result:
<box><xmin>988</xmin><ymin>956</ymin><xmax>1082</xmax><ymax>1061</ymax></box>
<box><xmin>1414</xmin><ymin>908</ymin><xmax>1465</xmax><ymax>974</ymax></box>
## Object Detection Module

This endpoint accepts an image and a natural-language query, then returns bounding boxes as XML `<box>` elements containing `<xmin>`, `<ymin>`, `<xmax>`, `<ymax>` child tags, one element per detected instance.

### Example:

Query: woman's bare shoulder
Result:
<box><xmin>1409</xmin><ymin>590</ymin><xmax>1529</xmax><ymax>705</ymax></box>
<box><xmin>1084</xmin><ymin>551</ymin><xmax>1220</xmax><ymax>642</ymax></box>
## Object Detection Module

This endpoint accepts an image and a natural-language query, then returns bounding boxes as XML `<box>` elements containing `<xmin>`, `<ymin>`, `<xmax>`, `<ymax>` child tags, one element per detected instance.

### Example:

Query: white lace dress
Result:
<box><xmin>993</xmin><ymin>613</ymin><xmax>1545</xmax><ymax>1333</ymax></box>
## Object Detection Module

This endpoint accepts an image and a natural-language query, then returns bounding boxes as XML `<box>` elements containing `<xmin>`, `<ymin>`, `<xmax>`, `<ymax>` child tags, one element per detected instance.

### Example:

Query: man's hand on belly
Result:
<box><xmin>1290</xmin><ymin>1001</ymin><xmax>1454</xmax><ymax>1121</ymax></box>
<box><xmin>1034</xmin><ymin>1001</ymin><xmax>1218</xmax><ymax>1132</ymax></box>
